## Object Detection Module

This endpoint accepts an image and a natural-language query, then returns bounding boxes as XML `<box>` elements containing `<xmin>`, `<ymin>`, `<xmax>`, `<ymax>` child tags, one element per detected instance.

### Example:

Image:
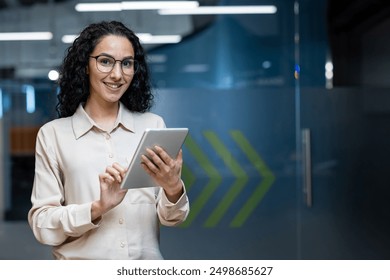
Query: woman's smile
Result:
<box><xmin>104</xmin><ymin>82</ymin><xmax>123</xmax><ymax>89</ymax></box>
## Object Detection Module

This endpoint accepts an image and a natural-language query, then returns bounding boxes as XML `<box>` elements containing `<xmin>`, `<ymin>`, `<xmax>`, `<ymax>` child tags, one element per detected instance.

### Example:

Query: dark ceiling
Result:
<box><xmin>327</xmin><ymin>0</ymin><xmax>390</xmax><ymax>33</ymax></box>
<box><xmin>0</xmin><ymin>0</ymin><xmax>66</xmax><ymax>9</ymax></box>
<box><xmin>1</xmin><ymin>0</ymin><xmax>389</xmax><ymax>29</ymax></box>
<box><xmin>0</xmin><ymin>0</ymin><xmax>221</xmax><ymax>9</ymax></box>
<box><xmin>327</xmin><ymin>0</ymin><xmax>390</xmax><ymax>86</ymax></box>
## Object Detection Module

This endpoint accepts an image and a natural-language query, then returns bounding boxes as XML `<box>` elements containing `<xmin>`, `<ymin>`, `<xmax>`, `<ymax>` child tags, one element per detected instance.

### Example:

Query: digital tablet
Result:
<box><xmin>120</xmin><ymin>128</ymin><xmax>189</xmax><ymax>189</ymax></box>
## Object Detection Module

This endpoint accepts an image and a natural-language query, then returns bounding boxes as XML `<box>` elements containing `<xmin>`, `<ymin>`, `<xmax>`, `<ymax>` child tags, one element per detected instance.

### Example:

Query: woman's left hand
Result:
<box><xmin>141</xmin><ymin>146</ymin><xmax>184</xmax><ymax>203</ymax></box>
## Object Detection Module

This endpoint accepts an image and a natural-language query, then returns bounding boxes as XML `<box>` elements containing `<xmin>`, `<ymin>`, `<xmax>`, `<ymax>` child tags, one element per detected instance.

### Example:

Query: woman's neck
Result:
<box><xmin>84</xmin><ymin>100</ymin><xmax>119</xmax><ymax>131</ymax></box>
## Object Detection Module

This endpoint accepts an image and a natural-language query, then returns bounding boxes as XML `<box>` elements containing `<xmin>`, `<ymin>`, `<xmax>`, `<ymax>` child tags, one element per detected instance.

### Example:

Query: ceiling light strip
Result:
<box><xmin>75</xmin><ymin>1</ymin><xmax>199</xmax><ymax>12</ymax></box>
<box><xmin>61</xmin><ymin>35</ymin><xmax>78</xmax><ymax>43</ymax></box>
<box><xmin>0</xmin><ymin>32</ymin><xmax>53</xmax><ymax>41</ymax></box>
<box><xmin>139</xmin><ymin>35</ymin><xmax>182</xmax><ymax>44</ymax></box>
<box><xmin>158</xmin><ymin>5</ymin><xmax>278</xmax><ymax>15</ymax></box>
<box><xmin>75</xmin><ymin>3</ymin><xmax>122</xmax><ymax>12</ymax></box>
<box><xmin>62</xmin><ymin>33</ymin><xmax>181</xmax><ymax>44</ymax></box>
<box><xmin>121</xmin><ymin>1</ymin><xmax>199</xmax><ymax>10</ymax></box>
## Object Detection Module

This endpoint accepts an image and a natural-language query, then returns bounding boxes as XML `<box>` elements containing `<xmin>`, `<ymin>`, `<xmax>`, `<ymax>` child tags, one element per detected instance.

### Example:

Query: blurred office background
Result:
<box><xmin>0</xmin><ymin>0</ymin><xmax>389</xmax><ymax>259</ymax></box>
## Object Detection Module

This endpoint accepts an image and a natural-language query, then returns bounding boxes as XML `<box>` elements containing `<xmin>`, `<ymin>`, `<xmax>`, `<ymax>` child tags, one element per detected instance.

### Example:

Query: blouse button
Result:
<box><xmin>119</xmin><ymin>218</ymin><xmax>124</xmax><ymax>224</ymax></box>
<box><xmin>108</xmin><ymin>154</ymin><xmax>113</xmax><ymax>158</ymax></box>
<box><xmin>120</xmin><ymin>242</ymin><xmax>125</xmax><ymax>248</ymax></box>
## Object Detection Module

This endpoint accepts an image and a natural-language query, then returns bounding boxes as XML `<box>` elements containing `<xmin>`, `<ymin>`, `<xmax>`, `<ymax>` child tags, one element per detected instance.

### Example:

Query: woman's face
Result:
<box><xmin>87</xmin><ymin>35</ymin><xmax>135</xmax><ymax>106</ymax></box>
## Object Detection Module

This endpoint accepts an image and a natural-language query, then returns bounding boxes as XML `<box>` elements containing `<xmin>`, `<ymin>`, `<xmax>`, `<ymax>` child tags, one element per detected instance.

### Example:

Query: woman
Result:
<box><xmin>28</xmin><ymin>21</ymin><xmax>189</xmax><ymax>260</ymax></box>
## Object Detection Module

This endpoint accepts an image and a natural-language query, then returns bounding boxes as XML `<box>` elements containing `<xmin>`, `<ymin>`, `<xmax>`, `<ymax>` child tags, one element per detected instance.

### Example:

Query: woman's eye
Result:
<box><xmin>99</xmin><ymin>58</ymin><xmax>113</xmax><ymax>66</ymax></box>
<box><xmin>122</xmin><ymin>60</ymin><xmax>133</xmax><ymax>68</ymax></box>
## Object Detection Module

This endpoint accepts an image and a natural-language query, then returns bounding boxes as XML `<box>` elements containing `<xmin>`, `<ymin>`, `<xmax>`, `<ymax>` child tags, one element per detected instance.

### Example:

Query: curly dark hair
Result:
<box><xmin>56</xmin><ymin>21</ymin><xmax>154</xmax><ymax>118</ymax></box>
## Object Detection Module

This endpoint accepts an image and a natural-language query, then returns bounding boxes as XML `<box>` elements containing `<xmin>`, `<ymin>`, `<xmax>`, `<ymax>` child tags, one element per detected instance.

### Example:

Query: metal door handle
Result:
<box><xmin>302</xmin><ymin>129</ymin><xmax>312</xmax><ymax>207</ymax></box>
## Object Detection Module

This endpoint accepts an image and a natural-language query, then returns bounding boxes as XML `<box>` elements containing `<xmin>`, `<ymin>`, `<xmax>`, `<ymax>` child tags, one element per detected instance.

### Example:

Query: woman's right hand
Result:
<box><xmin>91</xmin><ymin>162</ymin><xmax>128</xmax><ymax>221</ymax></box>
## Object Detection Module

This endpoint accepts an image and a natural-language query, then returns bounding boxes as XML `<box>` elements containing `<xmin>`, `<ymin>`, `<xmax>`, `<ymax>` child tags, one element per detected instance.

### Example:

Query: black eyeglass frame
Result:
<box><xmin>89</xmin><ymin>55</ymin><xmax>139</xmax><ymax>75</ymax></box>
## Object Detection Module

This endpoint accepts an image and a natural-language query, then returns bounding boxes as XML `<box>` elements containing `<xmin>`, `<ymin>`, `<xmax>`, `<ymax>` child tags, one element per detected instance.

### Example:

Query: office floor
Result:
<box><xmin>0</xmin><ymin>220</ymin><xmax>53</xmax><ymax>260</ymax></box>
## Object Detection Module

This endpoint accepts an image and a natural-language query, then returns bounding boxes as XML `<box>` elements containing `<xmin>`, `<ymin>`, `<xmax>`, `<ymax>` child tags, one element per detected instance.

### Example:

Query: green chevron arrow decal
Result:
<box><xmin>180</xmin><ymin>130</ymin><xmax>275</xmax><ymax>228</ymax></box>
<box><xmin>203</xmin><ymin>131</ymin><xmax>249</xmax><ymax>227</ymax></box>
<box><xmin>229</xmin><ymin>130</ymin><xmax>275</xmax><ymax>227</ymax></box>
<box><xmin>181</xmin><ymin>133</ymin><xmax>222</xmax><ymax>227</ymax></box>
<box><xmin>181</xmin><ymin>163</ymin><xmax>196</xmax><ymax>193</ymax></box>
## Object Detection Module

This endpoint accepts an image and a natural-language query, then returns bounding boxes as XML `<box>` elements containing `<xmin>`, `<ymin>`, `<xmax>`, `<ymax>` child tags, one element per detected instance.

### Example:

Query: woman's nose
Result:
<box><xmin>110</xmin><ymin>62</ymin><xmax>123</xmax><ymax>78</ymax></box>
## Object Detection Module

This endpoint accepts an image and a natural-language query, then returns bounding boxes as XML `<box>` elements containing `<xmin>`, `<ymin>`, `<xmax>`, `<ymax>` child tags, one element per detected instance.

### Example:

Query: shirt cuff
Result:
<box><xmin>68</xmin><ymin>202</ymin><xmax>101</xmax><ymax>235</ymax></box>
<box><xmin>161</xmin><ymin>180</ymin><xmax>188</xmax><ymax>208</ymax></box>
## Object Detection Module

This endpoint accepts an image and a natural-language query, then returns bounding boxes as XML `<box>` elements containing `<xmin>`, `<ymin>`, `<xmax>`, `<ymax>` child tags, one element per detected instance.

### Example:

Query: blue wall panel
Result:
<box><xmin>152</xmin><ymin>88</ymin><xmax>298</xmax><ymax>259</ymax></box>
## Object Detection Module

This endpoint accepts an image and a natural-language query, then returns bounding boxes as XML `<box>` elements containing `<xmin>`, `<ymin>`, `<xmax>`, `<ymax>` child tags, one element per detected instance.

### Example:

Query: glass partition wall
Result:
<box><xmin>151</xmin><ymin>1</ymin><xmax>301</xmax><ymax>259</ymax></box>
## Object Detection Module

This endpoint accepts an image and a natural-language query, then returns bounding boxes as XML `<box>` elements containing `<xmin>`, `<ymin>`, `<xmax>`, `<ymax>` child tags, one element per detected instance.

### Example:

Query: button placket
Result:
<box><xmin>103</xmin><ymin>132</ymin><xmax>114</xmax><ymax>161</ymax></box>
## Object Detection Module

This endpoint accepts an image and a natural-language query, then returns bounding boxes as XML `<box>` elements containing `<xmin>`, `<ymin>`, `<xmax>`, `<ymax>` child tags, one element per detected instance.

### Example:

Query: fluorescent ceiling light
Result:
<box><xmin>121</xmin><ymin>1</ymin><xmax>198</xmax><ymax>10</ymax></box>
<box><xmin>75</xmin><ymin>1</ymin><xmax>199</xmax><ymax>12</ymax></box>
<box><xmin>75</xmin><ymin>3</ymin><xmax>122</xmax><ymax>11</ymax></box>
<box><xmin>61</xmin><ymin>34</ymin><xmax>79</xmax><ymax>43</ymax></box>
<box><xmin>159</xmin><ymin>5</ymin><xmax>277</xmax><ymax>15</ymax></box>
<box><xmin>0</xmin><ymin>32</ymin><xmax>53</xmax><ymax>41</ymax></box>
<box><xmin>62</xmin><ymin>33</ymin><xmax>181</xmax><ymax>44</ymax></box>
<box><xmin>138</xmin><ymin>34</ymin><xmax>182</xmax><ymax>44</ymax></box>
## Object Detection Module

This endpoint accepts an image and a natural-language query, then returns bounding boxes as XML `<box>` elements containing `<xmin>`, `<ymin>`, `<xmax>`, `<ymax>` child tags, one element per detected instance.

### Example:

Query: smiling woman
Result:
<box><xmin>57</xmin><ymin>21</ymin><xmax>153</xmax><ymax>118</ymax></box>
<box><xmin>27</xmin><ymin>21</ymin><xmax>190</xmax><ymax>260</ymax></box>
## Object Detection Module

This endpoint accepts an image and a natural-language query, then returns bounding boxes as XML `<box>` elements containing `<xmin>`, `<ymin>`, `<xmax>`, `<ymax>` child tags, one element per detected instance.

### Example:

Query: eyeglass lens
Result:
<box><xmin>95</xmin><ymin>56</ymin><xmax>137</xmax><ymax>74</ymax></box>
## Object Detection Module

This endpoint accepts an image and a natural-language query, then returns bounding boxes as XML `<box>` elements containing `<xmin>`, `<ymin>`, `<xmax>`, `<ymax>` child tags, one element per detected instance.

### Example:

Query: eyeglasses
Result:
<box><xmin>89</xmin><ymin>55</ymin><xmax>138</xmax><ymax>75</ymax></box>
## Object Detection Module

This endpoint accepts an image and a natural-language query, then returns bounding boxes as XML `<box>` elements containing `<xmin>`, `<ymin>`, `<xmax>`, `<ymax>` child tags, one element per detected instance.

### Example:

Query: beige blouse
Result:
<box><xmin>28</xmin><ymin>103</ymin><xmax>189</xmax><ymax>260</ymax></box>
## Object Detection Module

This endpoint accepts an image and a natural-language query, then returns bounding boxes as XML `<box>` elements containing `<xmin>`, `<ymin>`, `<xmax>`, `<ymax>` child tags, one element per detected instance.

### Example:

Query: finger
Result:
<box><xmin>140</xmin><ymin>161</ymin><xmax>155</xmax><ymax>176</ymax></box>
<box><xmin>99</xmin><ymin>173</ymin><xmax>115</xmax><ymax>184</ymax></box>
<box><xmin>148</xmin><ymin>149</ymin><xmax>175</xmax><ymax>175</ymax></box>
<box><xmin>106</xmin><ymin>166</ymin><xmax>122</xmax><ymax>183</ymax></box>
<box><xmin>154</xmin><ymin>146</ymin><xmax>174</xmax><ymax>165</ymax></box>
<box><xmin>141</xmin><ymin>154</ymin><xmax>159</xmax><ymax>174</ymax></box>
<box><xmin>145</xmin><ymin>148</ymin><xmax>165</xmax><ymax>167</ymax></box>
<box><xmin>176</xmin><ymin>150</ymin><xmax>183</xmax><ymax>176</ymax></box>
<box><xmin>112</xmin><ymin>162</ymin><xmax>127</xmax><ymax>178</ymax></box>
<box><xmin>176</xmin><ymin>149</ymin><xmax>183</xmax><ymax>162</ymax></box>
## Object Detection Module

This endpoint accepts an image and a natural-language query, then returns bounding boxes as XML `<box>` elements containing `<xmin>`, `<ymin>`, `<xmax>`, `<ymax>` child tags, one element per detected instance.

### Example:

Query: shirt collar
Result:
<box><xmin>117</xmin><ymin>103</ymin><xmax>135</xmax><ymax>132</ymax></box>
<box><xmin>71</xmin><ymin>102</ymin><xmax>135</xmax><ymax>139</ymax></box>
